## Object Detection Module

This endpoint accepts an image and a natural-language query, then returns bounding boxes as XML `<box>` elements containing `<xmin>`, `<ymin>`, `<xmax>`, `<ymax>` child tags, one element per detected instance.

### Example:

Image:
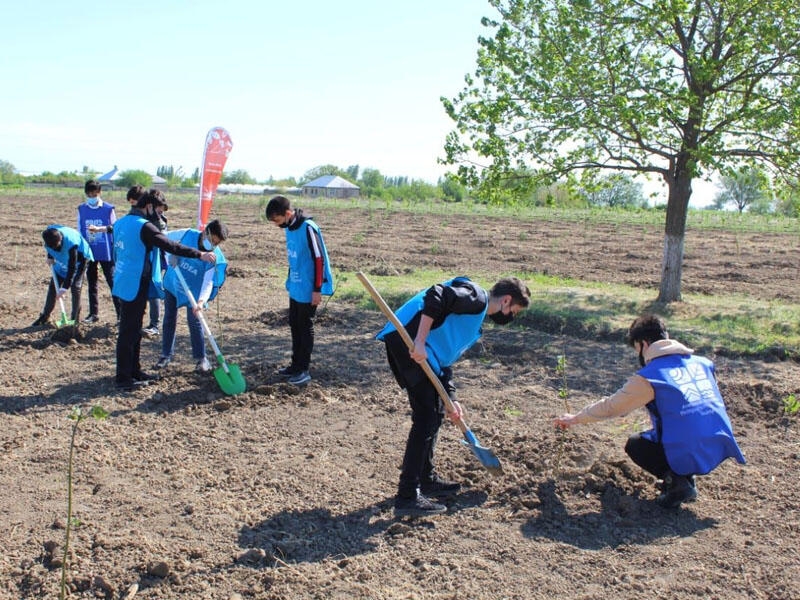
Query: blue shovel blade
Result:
<box><xmin>461</xmin><ymin>429</ymin><xmax>502</xmax><ymax>474</ymax></box>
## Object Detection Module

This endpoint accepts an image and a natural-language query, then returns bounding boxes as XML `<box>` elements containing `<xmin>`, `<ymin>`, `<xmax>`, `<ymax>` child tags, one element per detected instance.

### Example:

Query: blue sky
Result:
<box><xmin>1</xmin><ymin>0</ymin><xmax>494</xmax><ymax>183</ymax></box>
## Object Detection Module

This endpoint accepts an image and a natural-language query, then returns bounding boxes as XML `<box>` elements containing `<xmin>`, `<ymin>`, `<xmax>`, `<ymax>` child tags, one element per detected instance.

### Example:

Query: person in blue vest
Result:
<box><xmin>376</xmin><ymin>276</ymin><xmax>531</xmax><ymax>517</ymax></box>
<box><xmin>78</xmin><ymin>179</ymin><xmax>120</xmax><ymax>324</ymax></box>
<box><xmin>155</xmin><ymin>219</ymin><xmax>229</xmax><ymax>373</ymax></box>
<box><xmin>32</xmin><ymin>225</ymin><xmax>94</xmax><ymax>327</ymax></box>
<box><xmin>265</xmin><ymin>196</ymin><xmax>334</xmax><ymax>386</ymax></box>
<box><xmin>112</xmin><ymin>188</ymin><xmax>217</xmax><ymax>392</ymax></box>
<box><xmin>555</xmin><ymin>314</ymin><xmax>746</xmax><ymax>508</ymax></box>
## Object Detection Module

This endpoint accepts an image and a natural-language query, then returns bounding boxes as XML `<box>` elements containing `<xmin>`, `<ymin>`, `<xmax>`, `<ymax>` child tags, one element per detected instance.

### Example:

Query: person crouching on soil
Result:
<box><xmin>32</xmin><ymin>225</ymin><xmax>94</xmax><ymax>327</ymax></box>
<box><xmin>376</xmin><ymin>276</ymin><xmax>531</xmax><ymax>517</ymax></box>
<box><xmin>265</xmin><ymin>195</ymin><xmax>335</xmax><ymax>387</ymax></box>
<box><xmin>154</xmin><ymin>219</ymin><xmax>229</xmax><ymax>374</ymax></box>
<box><xmin>554</xmin><ymin>314</ymin><xmax>745</xmax><ymax>508</ymax></box>
<box><xmin>112</xmin><ymin>188</ymin><xmax>216</xmax><ymax>392</ymax></box>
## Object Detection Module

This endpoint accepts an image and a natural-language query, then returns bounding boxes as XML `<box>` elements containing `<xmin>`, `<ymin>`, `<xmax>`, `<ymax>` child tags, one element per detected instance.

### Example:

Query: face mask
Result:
<box><xmin>278</xmin><ymin>222</ymin><xmax>289</xmax><ymax>229</ymax></box>
<box><xmin>489</xmin><ymin>310</ymin><xmax>514</xmax><ymax>325</ymax></box>
<box><xmin>86</xmin><ymin>196</ymin><xmax>99</xmax><ymax>207</ymax></box>
<box><xmin>202</xmin><ymin>237</ymin><xmax>214</xmax><ymax>251</ymax></box>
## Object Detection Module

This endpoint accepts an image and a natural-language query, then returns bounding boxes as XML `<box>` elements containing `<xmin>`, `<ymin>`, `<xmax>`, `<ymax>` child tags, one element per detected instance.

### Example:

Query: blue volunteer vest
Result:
<box><xmin>376</xmin><ymin>277</ymin><xmax>488</xmax><ymax>376</ymax></box>
<box><xmin>639</xmin><ymin>353</ymin><xmax>746</xmax><ymax>476</ymax></box>
<box><xmin>285</xmin><ymin>219</ymin><xmax>334</xmax><ymax>303</ymax></box>
<box><xmin>112</xmin><ymin>215</ymin><xmax>162</xmax><ymax>301</ymax></box>
<box><xmin>77</xmin><ymin>202</ymin><xmax>115</xmax><ymax>261</ymax></box>
<box><xmin>162</xmin><ymin>229</ymin><xmax>228</xmax><ymax>308</ymax></box>
<box><xmin>45</xmin><ymin>225</ymin><xmax>94</xmax><ymax>277</ymax></box>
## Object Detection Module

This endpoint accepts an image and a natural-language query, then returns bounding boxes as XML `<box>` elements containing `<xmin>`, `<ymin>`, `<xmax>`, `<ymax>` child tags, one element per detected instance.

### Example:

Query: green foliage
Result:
<box><xmin>783</xmin><ymin>394</ymin><xmax>799</xmax><ymax>416</ymax></box>
<box><xmin>156</xmin><ymin>164</ymin><xmax>186</xmax><ymax>186</ymax></box>
<box><xmin>116</xmin><ymin>169</ymin><xmax>152</xmax><ymax>188</ymax></box>
<box><xmin>61</xmin><ymin>405</ymin><xmax>108</xmax><ymax>600</ymax></box>
<box><xmin>444</xmin><ymin>0</ymin><xmax>800</xmax><ymax>302</ymax></box>
<box><xmin>441</xmin><ymin>175</ymin><xmax>467</xmax><ymax>202</ymax></box>
<box><xmin>302</xmin><ymin>164</ymin><xmax>347</xmax><ymax>184</ymax></box>
<box><xmin>0</xmin><ymin>159</ymin><xmax>24</xmax><ymax>185</ymax></box>
<box><xmin>584</xmin><ymin>174</ymin><xmax>648</xmax><ymax>209</ymax></box>
<box><xmin>713</xmin><ymin>166</ymin><xmax>771</xmax><ymax>213</ymax></box>
<box><xmin>222</xmin><ymin>169</ymin><xmax>257</xmax><ymax>184</ymax></box>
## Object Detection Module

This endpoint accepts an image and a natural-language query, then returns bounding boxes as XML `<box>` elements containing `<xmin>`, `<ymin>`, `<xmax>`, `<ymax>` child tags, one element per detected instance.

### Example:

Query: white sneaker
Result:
<box><xmin>195</xmin><ymin>358</ymin><xmax>212</xmax><ymax>373</ymax></box>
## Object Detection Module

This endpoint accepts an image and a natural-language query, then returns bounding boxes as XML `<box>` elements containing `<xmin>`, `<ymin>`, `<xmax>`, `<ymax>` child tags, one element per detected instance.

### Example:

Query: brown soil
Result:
<box><xmin>1</xmin><ymin>192</ymin><xmax>798</xmax><ymax>600</ymax></box>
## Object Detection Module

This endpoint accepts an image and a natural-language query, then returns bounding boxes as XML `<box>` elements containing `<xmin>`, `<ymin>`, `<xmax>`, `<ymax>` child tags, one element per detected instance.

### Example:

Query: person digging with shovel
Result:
<box><xmin>32</xmin><ymin>225</ymin><xmax>93</xmax><ymax>328</ymax></box>
<box><xmin>554</xmin><ymin>314</ymin><xmax>746</xmax><ymax>508</ymax></box>
<box><xmin>376</xmin><ymin>276</ymin><xmax>531</xmax><ymax>517</ymax></box>
<box><xmin>154</xmin><ymin>219</ymin><xmax>229</xmax><ymax>374</ymax></box>
<box><xmin>112</xmin><ymin>188</ymin><xmax>216</xmax><ymax>392</ymax></box>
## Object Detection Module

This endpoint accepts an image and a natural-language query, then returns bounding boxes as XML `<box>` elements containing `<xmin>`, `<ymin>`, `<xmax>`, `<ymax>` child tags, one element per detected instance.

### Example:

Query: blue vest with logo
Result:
<box><xmin>77</xmin><ymin>202</ymin><xmax>115</xmax><ymax>261</ymax></box>
<box><xmin>376</xmin><ymin>277</ymin><xmax>488</xmax><ymax>376</ymax></box>
<box><xmin>285</xmin><ymin>219</ymin><xmax>334</xmax><ymax>302</ymax></box>
<box><xmin>162</xmin><ymin>229</ymin><xmax>228</xmax><ymax>308</ymax></box>
<box><xmin>112</xmin><ymin>214</ymin><xmax>162</xmax><ymax>301</ymax></box>
<box><xmin>638</xmin><ymin>353</ymin><xmax>746</xmax><ymax>475</ymax></box>
<box><xmin>45</xmin><ymin>225</ymin><xmax>94</xmax><ymax>277</ymax></box>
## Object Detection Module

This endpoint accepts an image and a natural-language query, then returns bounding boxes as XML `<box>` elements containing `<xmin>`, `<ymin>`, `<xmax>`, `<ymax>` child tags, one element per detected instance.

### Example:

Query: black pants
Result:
<box><xmin>397</xmin><ymin>377</ymin><xmax>445</xmax><ymax>498</ymax></box>
<box><xmin>41</xmin><ymin>266</ymin><xmax>86</xmax><ymax>322</ymax></box>
<box><xmin>288</xmin><ymin>298</ymin><xmax>317</xmax><ymax>371</ymax></box>
<box><xmin>625</xmin><ymin>433</ymin><xmax>670</xmax><ymax>478</ymax></box>
<box><xmin>86</xmin><ymin>260</ymin><xmax>120</xmax><ymax>318</ymax></box>
<box><xmin>115</xmin><ymin>279</ymin><xmax>149</xmax><ymax>383</ymax></box>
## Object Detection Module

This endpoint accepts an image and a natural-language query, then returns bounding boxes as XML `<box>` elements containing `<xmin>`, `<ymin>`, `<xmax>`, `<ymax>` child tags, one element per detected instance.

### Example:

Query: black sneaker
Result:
<box><xmin>420</xmin><ymin>476</ymin><xmax>461</xmax><ymax>498</ymax></box>
<box><xmin>31</xmin><ymin>315</ymin><xmax>48</xmax><ymax>327</ymax></box>
<box><xmin>287</xmin><ymin>371</ymin><xmax>311</xmax><ymax>385</ymax></box>
<box><xmin>278</xmin><ymin>365</ymin><xmax>300</xmax><ymax>377</ymax></box>
<box><xmin>657</xmin><ymin>472</ymin><xmax>698</xmax><ymax>508</ymax></box>
<box><xmin>82</xmin><ymin>314</ymin><xmax>99</xmax><ymax>324</ymax></box>
<box><xmin>115</xmin><ymin>379</ymin><xmax>149</xmax><ymax>392</ymax></box>
<box><xmin>394</xmin><ymin>493</ymin><xmax>447</xmax><ymax>517</ymax></box>
<box><xmin>154</xmin><ymin>356</ymin><xmax>171</xmax><ymax>370</ymax></box>
<box><xmin>133</xmin><ymin>370</ymin><xmax>159</xmax><ymax>383</ymax></box>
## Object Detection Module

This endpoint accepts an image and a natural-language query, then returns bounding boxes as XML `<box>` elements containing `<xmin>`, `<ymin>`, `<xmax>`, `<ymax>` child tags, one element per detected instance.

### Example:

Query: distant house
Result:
<box><xmin>301</xmin><ymin>175</ymin><xmax>360</xmax><ymax>199</ymax></box>
<box><xmin>97</xmin><ymin>165</ymin><xmax>166</xmax><ymax>190</ymax></box>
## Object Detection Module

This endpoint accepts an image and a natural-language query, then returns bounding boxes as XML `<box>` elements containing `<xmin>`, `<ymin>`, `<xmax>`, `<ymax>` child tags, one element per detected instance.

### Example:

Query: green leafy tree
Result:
<box><xmin>586</xmin><ymin>174</ymin><xmax>648</xmax><ymax>208</ymax></box>
<box><xmin>359</xmin><ymin>168</ymin><xmax>384</xmax><ymax>197</ymax></box>
<box><xmin>222</xmin><ymin>169</ymin><xmax>257</xmax><ymax>184</ymax></box>
<box><xmin>443</xmin><ymin>0</ymin><xmax>800</xmax><ymax>302</ymax></box>
<box><xmin>441</xmin><ymin>175</ymin><xmax>467</xmax><ymax>202</ymax></box>
<box><xmin>774</xmin><ymin>181</ymin><xmax>800</xmax><ymax>217</ymax></box>
<box><xmin>0</xmin><ymin>159</ymin><xmax>23</xmax><ymax>184</ymax></box>
<box><xmin>302</xmin><ymin>164</ymin><xmax>345</xmax><ymax>184</ymax></box>
<box><xmin>713</xmin><ymin>166</ymin><xmax>770</xmax><ymax>213</ymax></box>
<box><xmin>345</xmin><ymin>164</ymin><xmax>360</xmax><ymax>181</ymax></box>
<box><xmin>116</xmin><ymin>170</ymin><xmax>152</xmax><ymax>188</ymax></box>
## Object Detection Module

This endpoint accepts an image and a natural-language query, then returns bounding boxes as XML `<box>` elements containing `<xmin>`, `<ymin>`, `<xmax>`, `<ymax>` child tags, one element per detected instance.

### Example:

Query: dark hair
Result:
<box><xmin>489</xmin><ymin>277</ymin><xmax>531</xmax><ymax>308</ymax></box>
<box><xmin>42</xmin><ymin>227</ymin><xmax>62</xmax><ymax>250</ymax></box>
<box><xmin>265</xmin><ymin>195</ymin><xmax>291</xmax><ymax>219</ymax></box>
<box><xmin>627</xmin><ymin>314</ymin><xmax>668</xmax><ymax>346</ymax></box>
<box><xmin>84</xmin><ymin>179</ymin><xmax>102</xmax><ymax>195</ymax></box>
<box><xmin>205</xmin><ymin>219</ymin><xmax>229</xmax><ymax>241</ymax></box>
<box><xmin>126</xmin><ymin>184</ymin><xmax>146</xmax><ymax>202</ymax></box>
<box><xmin>137</xmin><ymin>188</ymin><xmax>167</xmax><ymax>210</ymax></box>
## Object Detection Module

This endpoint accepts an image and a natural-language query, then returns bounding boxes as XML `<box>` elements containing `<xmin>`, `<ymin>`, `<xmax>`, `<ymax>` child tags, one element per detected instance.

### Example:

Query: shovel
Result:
<box><xmin>174</xmin><ymin>267</ymin><xmax>246</xmax><ymax>395</ymax></box>
<box><xmin>357</xmin><ymin>271</ymin><xmax>502</xmax><ymax>474</ymax></box>
<box><xmin>51</xmin><ymin>268</ymin><xmax>75</xmax><ymax>328</ymax></box>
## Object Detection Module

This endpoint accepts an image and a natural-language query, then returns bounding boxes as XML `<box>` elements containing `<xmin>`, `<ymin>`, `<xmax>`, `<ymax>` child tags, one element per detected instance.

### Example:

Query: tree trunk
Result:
<box><xmin>657</xmin><ymin>162</ymin><xmax>693</xmax><ymax>303</ymax></box>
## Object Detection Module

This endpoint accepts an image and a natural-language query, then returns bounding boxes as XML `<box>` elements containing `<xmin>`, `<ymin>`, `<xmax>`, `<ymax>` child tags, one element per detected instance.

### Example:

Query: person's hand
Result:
<box><xmin>410</xmin><ymin>339</ymin><xmax>428</xmax><ymax>363</ymax></box>
<box><xmin>311</xmin><ymin>291</ymin><xmax>322</xmax><ymax>306</ymax></box>
<box><xmin>87</xmin><ymin>224</ymin><xmax>103</xmax><ymax>233</ymax></box>
<box><xmin>192</xmin><ymin>304</ymin><xmax>203</xmax><ymax>317</ymax></box>
<box><xmin>56</xmin><ymin>288</ymin><xmax>68</xmax><ymax>300</ymax></box>
<box><xmin>554</xmin><ymin>414</ymin><xmax>580</xmax><ymax>430</ymax></box>
<box><xmin>200</xmin><ymin>252</ymin><xmax>216</xmax><ymax>264</ymax></box>
<box><xmin>446</xmin><ymin>400</ymin><xmax>464</xmax><ymax>424</ymax></box>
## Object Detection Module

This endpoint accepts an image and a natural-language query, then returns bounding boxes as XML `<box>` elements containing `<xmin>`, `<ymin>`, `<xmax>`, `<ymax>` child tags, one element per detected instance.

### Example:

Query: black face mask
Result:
<box><xmin>489</xmin><ymin>311</ymin><xmax>514</xmax><ymax>325</ymax></box>
<box><xmin>278</xmin><ymin>222</ymin><xmax>289</xmax><ymax>229</ymax></box>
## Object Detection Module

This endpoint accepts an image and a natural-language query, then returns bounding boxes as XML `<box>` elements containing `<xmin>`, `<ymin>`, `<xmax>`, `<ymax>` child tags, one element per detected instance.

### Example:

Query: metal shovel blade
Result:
<box><xmin>461</xmin><ymin>429</ymin><xmax>503</xmax><ymax>474</ymax></box>
<box><xmin>213</xmin><ymin>358</ymin><xmax>246</xmax><ymax>396</ymax></box>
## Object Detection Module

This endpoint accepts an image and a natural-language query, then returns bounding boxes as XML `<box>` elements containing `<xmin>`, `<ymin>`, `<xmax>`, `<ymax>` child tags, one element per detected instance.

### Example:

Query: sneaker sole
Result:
<box><xmin>394</xmin><ymin>507</ymin><xmax>447</xmax><ymax>517</ymax></box>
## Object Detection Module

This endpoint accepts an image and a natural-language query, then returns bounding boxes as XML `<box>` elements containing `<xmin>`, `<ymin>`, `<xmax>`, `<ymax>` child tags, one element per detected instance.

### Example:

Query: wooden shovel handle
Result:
<box><xmin>357</xmin><ymin>272</ymin><xmax>468</xmax><ymax>435</ymax></box>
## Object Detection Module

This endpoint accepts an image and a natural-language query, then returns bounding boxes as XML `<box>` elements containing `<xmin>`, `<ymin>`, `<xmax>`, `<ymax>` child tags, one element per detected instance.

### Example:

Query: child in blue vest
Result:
<box><xmin>377</xmin><ymin>276</ymin><xmax>531</xmax><ymax>517</ymax></box>
<box><xmin>78</xmin><ymin>179</ymin><xmax>120</xmax><ymax>323</ymax></box>
<box><xmin>265</xmin><ymin>196</ymin><xmax>334</xmax><ymax>386</ymax></box>
<box><xmin>32</xmin><ymin>226</ymin><xmax>94</xmax><ymax>326</ymax></box>
<box><xmin>555</xmin><ymin>314</ymin><xmax>746</xmax><ymax>508</ymax></box>
<box><xmin>155</xmin><ymin>219</ymin><xmax>229</xmax><ymax>373</ymax></box>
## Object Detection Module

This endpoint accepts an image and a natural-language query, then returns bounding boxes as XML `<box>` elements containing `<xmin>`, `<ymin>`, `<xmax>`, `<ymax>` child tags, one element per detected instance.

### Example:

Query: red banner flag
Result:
<box><xmin>197</xmin><ymin>127</ymin><xmax>233</xmax><ymax>230</ymax></box>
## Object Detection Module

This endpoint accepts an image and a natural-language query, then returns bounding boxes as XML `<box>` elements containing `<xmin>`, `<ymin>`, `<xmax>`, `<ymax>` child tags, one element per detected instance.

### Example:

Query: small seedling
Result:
<box><xmin>783</xmin><ymin>394</ymin><xmax>799</xmax><ymax>416</ymax></box>
<box><xmin>60</xmin><ymin>405</ymin><xmax>108</xmax><ymax>600</ymax></box>
<box><xmin>554</xmin><ymin>352</ymin><xmax>571</xmax><ymax>472</ymax></box>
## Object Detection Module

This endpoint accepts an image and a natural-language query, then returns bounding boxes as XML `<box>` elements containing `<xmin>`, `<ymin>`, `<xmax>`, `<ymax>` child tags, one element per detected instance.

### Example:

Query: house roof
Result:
<box><xmin>302</xmin><ymin>175</ymin><xmax>359</xmax><ymax>189</ymax></box>
<box><xmin>98</xmin><ymin>166</ymin><xmax>120</xmax><ymax>181</ymax></box>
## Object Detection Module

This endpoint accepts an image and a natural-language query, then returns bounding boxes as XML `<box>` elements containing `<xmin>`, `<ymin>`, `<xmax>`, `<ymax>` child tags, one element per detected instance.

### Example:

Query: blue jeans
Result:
<box><xmin>160</xmin><ymin>291</ymin><xmax>206</xmax><ymax>361</ymax></box>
